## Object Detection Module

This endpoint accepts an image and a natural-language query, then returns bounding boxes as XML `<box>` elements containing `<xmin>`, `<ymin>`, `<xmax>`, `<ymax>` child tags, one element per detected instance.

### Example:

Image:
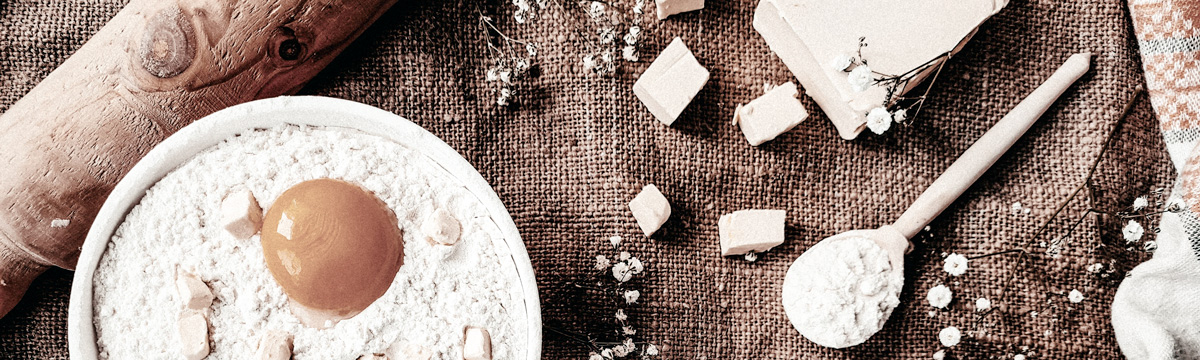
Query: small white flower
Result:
<box><xmin>628</xmin><ymin>257</ymin><xmax>644</xmax><ymax>274</ymax></box>
<box><xmin>515</xmin><ymin>59</ymin><xmax>530</xmax><ymax>72</ymax></box>
<box><xmin>620</xmin><ymin>251</ymin><xmax>631</xmax><ymax>261</ymax></box>
<box><xmin>939</xmin><ymin>326</ymin><xmax>962</xmax><ymax>347</ymax></box>
<box><xmin>744</xmin><ymin>252</ymin><xmax>758</xmax><ymax>262</ymax></box>
<box><xmin>829</xmin><ymin>53</ymin><xmax>854</xmax><ymax>71</ymax></box>
<box><xmin>623</xmin><ymin>325</ymin><xmax>636</xmax><ymax>335</ymax></box>
<box><xmin>589</xmin><ymin>352</ymin><xmax>604</xmax><ymax>360</ymax></box>
<box><xmin>498</xmin><ymin>68</ymin><xmax>512</xmax><ymax>84</ymax></box>
<box><xmin>612</xmin><ymin>343</ymin><xmax>631</xmax><ymax>358</ymax></box>
<box><xmin>1123</xmin><ymin>220</ymin><xmax>1144</xmax><ymax>243</ymax></box>
<box><xmin>601</xmin><ymin>50</ymin><xmax>615</xmax><ymax>65</ymax></box>
<box><xmin>589</xmin><ymin>1</ymin><xmax>606</xmax><ymax>18</ymax></box>
<box><xmin>927</xmin><ymin>284</ymin><xmax>953</xmax><ymax>309</ymax></box>
<box><xmin>496</xmin><ymin>96</ymin><xmax>509</xmax><ymax>106</ymax></box>
<box><xmin>623</xmin><ymin>338</ymin><xmax>635</xmax><ymax>349</ymax></box>
<box><xmin>583</xmin><ymin>55</ymin><xmax>597</xmax><ymax>71</ymax></box>
<box><xmin>848</xmin><ymin>64</ymin><xmax>873</xmax><ymax>92</ymax></box>
<box><xmin>612</xmin><ymin>262</ymin><xmax>632</xmax><ymax>282</ymax></box>
<box><xmin>893</xmin><ymin>109</ymin><xmax>908</xmax><ymax>123</ymax></box>
<box><xmin>943</xmin><ymin>253</ymin><xmax>969</xmax><ymax>276</ymax></box>
<box><xmin>633</xmin><ymin>0</ymin><xmax>645</xmax><ymax>14</ymax></box>
<box><xmin>1014</xmin><ymin>354</ymin><xmax>1027</xmax><ymax>360</ymax></box>
<box><xmin>1068</xmin><ymin>289</ymin><xmax>1084</xmax><ymax>303</ymax></box>
<box><xmin>486</xmin><ymin>67</ymin><xmax>499</xmax><ymax>82</ymax></box>
<box><xmin>596</xmin><ymin>255</ymin><xmax>612</xmax><ymax>270</ymax></box>
<box><xmin>866</xmin><ymin>107</ymin><xmax>892</xmax><ymax>135</ymax></box>
<box><xmin>600</xmin><ymin>348</ymin><xmax>614</xmax><ymax>359</ymax></box>
<box><xmin>599</xmin><ymin>27</ymin><xmax>616</xmax><ymax>44</ymax></box>
<box><xmin>624</xmin><ymin>290</ymin><xmax>640</xmax><ymax>304</ymax></box>
<box><xmin>625</xmin><ymin>26</ymin><xmax>641</xmax><ymax>45</ymax></box>
<box><xmin>1133</xmin><ymin>196</ymin><xmax>1149</xmax><ymax>211</ymax></box>
<box><xmin>526</xmin><ymin>42</ymin><xmax>538</xmax><ymax>57</ymax></box>
<box><xmin>513</xmin><ymin>9</ymin><xmax>529</xmax><ymax>23</ymax></box>
<box><xmin>645</xmin><ymin>343</ymin><xmax>660</xmax><ymax>356</ymax></box>
<box><xmin>932</xmin><ymin>349</ymin><xmax>946</xmax><ymax>360</ymax></box>
<box><xmin>615</xmin><ymin>309</ymin><xmax>627</xmax><ymax>321</ymax></box>
<box><xmin>975</xmin><ymin>297</ymin><xmax>991</xmax><ymax>311</ymax></box>
<box><xmin>1012</xmin><ymin>202</ymin><xmax>1023</xmax><ymax>214</ymax></box>
<box><xmin>513</xmin><ymin>0</ymin><xmax>531</xmax><ymax>10</ymax></box>
<box><xmin>610</xmin><ymin>235</ymin><xmax>622</xmax><ymax>248</ymax></box>
<box><xmin>622</xmin><ymin>46</ymin><xmax>638</xmax><ymax>62</ymax></box>
<box><xmin>1086</xmin><ymin>263</ymin><xmax>1104</xmax><ymax>273</ymax></box>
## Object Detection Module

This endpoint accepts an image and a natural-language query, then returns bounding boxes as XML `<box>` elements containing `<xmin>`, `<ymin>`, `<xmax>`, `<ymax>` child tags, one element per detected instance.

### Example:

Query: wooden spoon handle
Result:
<box><xmin>0</xmin><ymin>0</ymin><xmax>398</xmax><ymax>318</ymax></box>
<box><xmin>891</xmin><ymin>53</ymin><xmax>1092</xmax><ymax>239</ymax></box>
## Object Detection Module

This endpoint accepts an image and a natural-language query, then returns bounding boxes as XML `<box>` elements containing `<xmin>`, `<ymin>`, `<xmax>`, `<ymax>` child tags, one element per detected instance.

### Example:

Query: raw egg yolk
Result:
<box><xmin>260</xmin><ymin>178</ymin><xmax>403</xmax><ymax>321</ymax></box>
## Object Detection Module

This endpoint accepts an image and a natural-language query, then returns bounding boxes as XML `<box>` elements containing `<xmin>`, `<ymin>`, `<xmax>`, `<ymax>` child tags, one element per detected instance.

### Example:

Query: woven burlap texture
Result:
<box><xmin>0</xmin><ymin>0</ymin><xmax>1179</xmax><ymax>359</ymax></box>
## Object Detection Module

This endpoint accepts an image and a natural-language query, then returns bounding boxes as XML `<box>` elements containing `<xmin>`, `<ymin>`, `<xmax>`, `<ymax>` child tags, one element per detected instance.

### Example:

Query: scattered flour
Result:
<box><xmin>781</xmin><ymin>234</ymin><xmax>903</xmax><ymax>348</ymax></box>
<box><xmin>93</xmin><ymin>125</ymin><xmax>526</xmax><ymax>359</ymax></box>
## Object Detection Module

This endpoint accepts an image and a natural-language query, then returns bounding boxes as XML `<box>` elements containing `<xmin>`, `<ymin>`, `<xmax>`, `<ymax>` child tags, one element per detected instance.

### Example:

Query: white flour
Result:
<box><xmin>92</xmin><ymin>125</ymin><xmax>526</xmax><ymax>359</ymax></box>
<box><xmin>781</xmin><ymin>234</ymin><xmax>903</xmax><ymax>348</ymax></box>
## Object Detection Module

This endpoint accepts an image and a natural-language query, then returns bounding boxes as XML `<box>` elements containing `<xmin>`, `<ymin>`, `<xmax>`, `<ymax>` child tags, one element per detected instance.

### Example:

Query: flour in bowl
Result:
<box><xmin>92</xmin><ymin>125</ymin><xmax>526</xmax><ymax>359</ymax></box>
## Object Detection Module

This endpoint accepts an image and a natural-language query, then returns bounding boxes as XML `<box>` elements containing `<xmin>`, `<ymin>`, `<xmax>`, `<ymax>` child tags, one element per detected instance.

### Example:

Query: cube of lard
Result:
<box><xmin>733</xmin><ymin>82</ymin><xmax>809</xmax><ymax>146</ymax></box>
<box><xmin>175</xmin><ymin>272</ymin><xmax>214</xmax><ymax>311</ymax></box>
<box><xmin>386</xmin><ymin>342</ymin><xmax>433</xmax><ymax>360</ymax></box>
<box><xmin>463</xmin><ymin>327</ymin><xmax>492</xmax><ymax>360</ymax></box>
<box><xmin>254</xmin><ymin>330</ymin><xmax>293</xmax><ymax>360</ymax></box>
<box><xmin>633</xmin><ymin>37</ymin><xmax>709</xmax><ymax>126</ymax></box>
<box><xmin>221</xmin><ymin>188</ymin><xmax>263</xmax><ymax>239</ymax></box>
<box><xmin>719</xmin><ymin>209</ymin><xmax>786</xmax><ymax>256</ymax></box>
<box><xmin>628</xmin><ymin>184</ymin><xmax>671</xmax><ymax>236</ymax></box>
<box><xmin>656</xmin><ymin>0</ymin><xmax>704</xmax><ymax>19</ymax></box>
<box><xmin>178</xmin><ymin>310</ymin><xmax>210</xmax><ymax>360</ymax></box>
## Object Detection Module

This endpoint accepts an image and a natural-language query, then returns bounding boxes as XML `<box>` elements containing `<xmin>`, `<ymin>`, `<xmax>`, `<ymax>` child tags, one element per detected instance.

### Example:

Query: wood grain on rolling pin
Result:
<box><xmin>0</xmin><ymin>0</ymin><xmax>398</xmax><ymax>318</ymax></box>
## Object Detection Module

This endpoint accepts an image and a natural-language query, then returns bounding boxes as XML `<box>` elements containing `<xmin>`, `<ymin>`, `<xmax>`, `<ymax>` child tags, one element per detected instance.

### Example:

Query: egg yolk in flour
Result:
<box><xmin>260</xmin><ymin>178</ymin><xmax>403</xmax><ymax>325</ymax></box>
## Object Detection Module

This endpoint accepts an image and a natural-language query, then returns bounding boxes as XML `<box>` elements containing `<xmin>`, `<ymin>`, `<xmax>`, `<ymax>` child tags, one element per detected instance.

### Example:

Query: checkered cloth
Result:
<box><xmin>1115</xmin><ymin>0</ymin><xmax>1200</xmax><ymax>359</ymax></box>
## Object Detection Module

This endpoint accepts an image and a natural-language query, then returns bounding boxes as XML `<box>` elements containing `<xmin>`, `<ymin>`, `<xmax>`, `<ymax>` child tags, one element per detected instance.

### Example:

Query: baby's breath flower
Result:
<box><xmin>829</xmin><ymin>53</ymin><xmax>854</xmax><ymax>72</ymax></box>
<box><xmin>515</xmin><ymin>59</ymin><xmax>530</xmax><ymax>72</ymax></box>
<box><xmin>514</xmin><ymin>9</ymin><xmax>529</xmax><ymax>23</ymax></box>
<box><xmin>943</xmin><ymin>253</ymin><xmax>969</xmax><ymax>276</ymax></box>
<box><xmin>612</xmin><ymin>343</ymin><xmax>631</xmax><ymax>358</ymax></box>
<box><xmin>610</xmin><ymin>235</ymin><xmax>623</xmax><ymax>248</ymax></box>
<box><xmin>623</xmin><ymin>325</ymin><xmax>636</xmax><ymax>335</ymax></box>
<box><xmin>615</xmin><ymin>309</ymin><xmax>628</xmax><ymax>321</ymax></box>
<box><xmin>624</xmin><ymin>290</ymin><xmax>640</xmax><ymax>304</ymax></box>
<box><xmin>600</xmin><ymin>348</ymin><xmax>614</xmax><ymax>359</ymax></box>
<box><xmin>599</xmin><ymin>27</ymin><xmax>616</xmax><ymax>44</ymax></box>
<box><xmin>939</xmin><ymin>326</ymin><xmax>962</xmax><ymax>347</ymax></box>
<box><xmin>927</xmin><ymin>284</ymin><xmax>952</xmax><ymax>309</ymax></box>
<box><xmin>1068</xmin><ymin>289</ymin><xmax>1084</xmax><ymax>303</ymax></box>
<box><xmin>624</xmin><ymin>26</ymin><xmax>641</xmax><ymax>45</ymax></box>
<box><xmin>622</xmin><ymin>46</ymin><xmax>639</xmax><ymax>62</ymax></box>
<box><xmin>866</xmin><ymin>107</ymin><xmax>892</xmax><ymax>135</ymax></box>
<box><xmin>589</xmin><ymin>1</ymin><xmax>607</xmax><ymax>18</ymax></box>
<box><xmin>1014</xmin><ymin>355</ymin><xmax>1026</xmax><ymax>360</ymax></box>
<box><xmin>975</xmin><ymin>297</ymin><xmax>991</xmax><ymax>311</ymax></box>
<box><xmin>596</xmin><ymin>255</ymin><xmax>612</xmax><ymax>270</ymax></box>
<box><xmin>620</xmin><ymin>251</ymin><xmax>632</xmax><ymax>261</ymax></box>
<box><xmin>623</xmin><ymin>338</ymin><xmax>635</xmax><ymax>349</ymax></box>
<box><xmin>1123</xmin><ymin>220</ymin><xmax>1144</xmax><ymax>243</ymax></box>
<box><xmin>893</xmin><ymin>109</ymin><xmax>908</xmax><ymax>123</ymax></box>
<box><xmin>1133</xmin><ymin>196</ymin><xmax>1149</xmax><ymax>211</ymax></box>
<box><xmin>526</xmin><ymin>42</ymin><xmax>538</xmax><ymax>57</ymax></box>
<box><xmin>486</xmin><ymin>67</ymin><xmax>500</xmax><ymax>82</ymax></box>
<box><xmin>644</xmin><ymin>344</ymin><xmax>660</xmax><ymax>356</ymax></box>
<box><xmin>744</xmin><ymin>252</ymin><xmax>758</xmax><ymax>262</ymax></box>
<box><xmin>498</xmin><ymin>68</ymin><xmax>512</xmax><ymax>84</ymax></box>
<box><xmin>628</xmin><ymin>257</ymin><xmax>644</xmax><ymax>274</ymax></box>
<box><xmin>633</xmin><ymin>0</ymin><xmax>645</xmax><ymax>14</ymax></box>
<box><xmin>589</xmin><ymin>352</ymin><xmax>604</xmax><ymax>360</ymax></box>
<box><xmin>497</xmin><ymin>88</ymin><xmax>511</xmax><ymax>106</ymax></box>
<box><xmin>1086</xmin><ymin>263</ymin><xmax>1104</xmax><ymax>273</ymax></box>
<box><xmin>583</xmin><ymin>54</ymin><xmax>597</xmax><ymax>71</ymax></box>
<box><xmin>612</xmin><ymin>262</ymin><xmax>632</xmax><ymax>282</ymax></box>
<box><xmin>848</xmin><ymin>65</ymin><xmax>873</xmax><ymax>92</ymax></box>
<box><xmin>932</xmin><ymin>349</ymin><xmax>946</xmax><ymax>360</ymax></box>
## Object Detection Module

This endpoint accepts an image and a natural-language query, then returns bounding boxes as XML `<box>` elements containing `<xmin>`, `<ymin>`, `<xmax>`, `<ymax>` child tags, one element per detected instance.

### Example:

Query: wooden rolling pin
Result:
<box><xmin>0</xmin><ymin>0</ymin><xmax>398</xmax><ymax>318</ymax></box>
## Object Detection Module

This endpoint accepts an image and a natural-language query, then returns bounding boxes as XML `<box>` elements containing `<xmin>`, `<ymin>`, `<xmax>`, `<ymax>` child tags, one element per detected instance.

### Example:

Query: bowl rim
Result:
<box><xmin>66</xmin><ymin>96</ymin><xmax>542</xmax><ymax>359</ymax></box>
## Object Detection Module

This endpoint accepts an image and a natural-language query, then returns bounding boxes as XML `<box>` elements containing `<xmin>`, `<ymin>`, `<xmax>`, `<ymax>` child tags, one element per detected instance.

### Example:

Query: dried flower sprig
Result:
<box><xmin>543</xmin><ymin>0</ymin><xmax>646</xmax><ymax>76</ymax></box>
<box><xmin>479</xmin><ymin>11</ymin><xmax>540</xmax><ymax>107</ymax></box>
<box><xmin>830</xmin><ymin>37</ymin><xmax>951</xmax><ymax>135</ymax></box>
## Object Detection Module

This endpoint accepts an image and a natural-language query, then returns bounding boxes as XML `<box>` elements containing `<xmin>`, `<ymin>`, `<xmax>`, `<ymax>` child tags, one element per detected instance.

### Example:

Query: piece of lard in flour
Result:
<box><xmin>177</xmin><ymin>310</ymin><xmax>210</xmax><ymax>360</ymax></box>
<box><xmin>656</xmin><ymin>0</ymin><xmax>704</xmax><ymax>19</ymax></box>
<box><xmin>463</xmin><ymin>327</ymin><xmax>493</xmax><ymax>360</ymax></box>
<box><xmin>733</xmin><ymin>82</ymin><xmax>809</xmax><ymax>146</ymax></box>
<box><xmin>628</xmin><ymin>184</ymin><xmax>672</xmax><ymax>236</ymax></box>
<box><xmin>633</xmin><ymin>37</ymin><xmax>709</xmax><ymax>126</ymax></box>
<box><xmin>221</xmin><ymin>188</ymin><xmax>263</xmax><ymax>239</ymax></box>
<box><xmin>175</xmin><ymin>272</ymin><xmax>213</xmax><ymax>311</ymax></box>
<box><xmin>719</xmin><ymin>209</ymin><xmax>787</xmax><ymax>256</ymax></box>
<box><xmin>386</xmin><ymin>342</ymin><xmax>433</xmax><ymax>360</ymax></box>
<box><xmin>422</xmin><ymin>208</ymin><xmax>462</xmax><ymax>246</ymax></box>
<box><xmin>254</xmin><ymin>330</ymin><xmax>293</xmax><ymax>360</ymax></box>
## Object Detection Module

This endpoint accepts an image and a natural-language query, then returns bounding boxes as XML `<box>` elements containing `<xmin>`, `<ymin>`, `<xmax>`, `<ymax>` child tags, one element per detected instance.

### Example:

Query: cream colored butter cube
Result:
<box><xmin>734</xmin><ymin>82</ymin><xmax>809</xmax><ymax>146</ymax></box>
<box><xmin>422</xmin><ymin>208</ymin><xmax>462</xmax><ymax>246</ymax></box>
<box><xmin>254</xmin><ymin>330</ymin><xmax>293</xmax><ymax>360</ymax></box>
<box><xmin>178</xmin><ymin>310</ymin><xmax>210</xmax><ymax>360</ymax></box>
<box><xmin>628</xmin><ymin>184</ymin><xmax>671</xmax><ymax>236</ymax></box>
<box><xmin>656</xmin><ymin>0</ymin><xmax>704</xmax><ymax>19</ymax></box>
<box><xmin>633</xmin><ymin>37</ymin><xmax>709</xmax><ymax>126</ymax></box>
<box><xmin>719</xmin><ymin>209</ymin><xmax>786</xmax><ymax>256</ymax></box>
<box><xmin>221</xmin><ymin>188</ymin><xmax>263</xmax><ymax>239</ymax></box>
<box><xmin>463</xmin><ymin>327</ymin><xmax>492</xmax><ymax>360</ymax></box>
<box><xmin>175</xmin><ymin>272</ymin><xmax>214</xmax><ymax>311</ymax></box>
<box><xmin>386</xmin><ymin>342</ymin><xmax>433</xmax><ymax>360</ymax></box>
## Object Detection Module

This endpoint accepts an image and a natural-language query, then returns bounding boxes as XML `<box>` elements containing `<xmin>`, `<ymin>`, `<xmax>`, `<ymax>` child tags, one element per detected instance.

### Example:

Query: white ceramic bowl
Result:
<box><xmin>67</xmin><ymin>96</ymin><xmax>542</xmax><ymax>359</ymax></box>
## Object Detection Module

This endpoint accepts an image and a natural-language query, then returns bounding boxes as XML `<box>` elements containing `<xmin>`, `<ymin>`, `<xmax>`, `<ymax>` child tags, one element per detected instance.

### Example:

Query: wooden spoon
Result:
<box><xmin>781</xmin><ymin>53</ymin><xmax>1092</xmax><ymax>348</ymax></box>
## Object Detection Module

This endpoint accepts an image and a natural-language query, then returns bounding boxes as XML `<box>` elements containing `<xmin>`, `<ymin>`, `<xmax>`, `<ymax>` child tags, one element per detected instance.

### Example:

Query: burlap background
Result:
<box><xmin>0</xmin><ymin>0</ymin><xmax>1180</xmax><ymax>358</ymax></box>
